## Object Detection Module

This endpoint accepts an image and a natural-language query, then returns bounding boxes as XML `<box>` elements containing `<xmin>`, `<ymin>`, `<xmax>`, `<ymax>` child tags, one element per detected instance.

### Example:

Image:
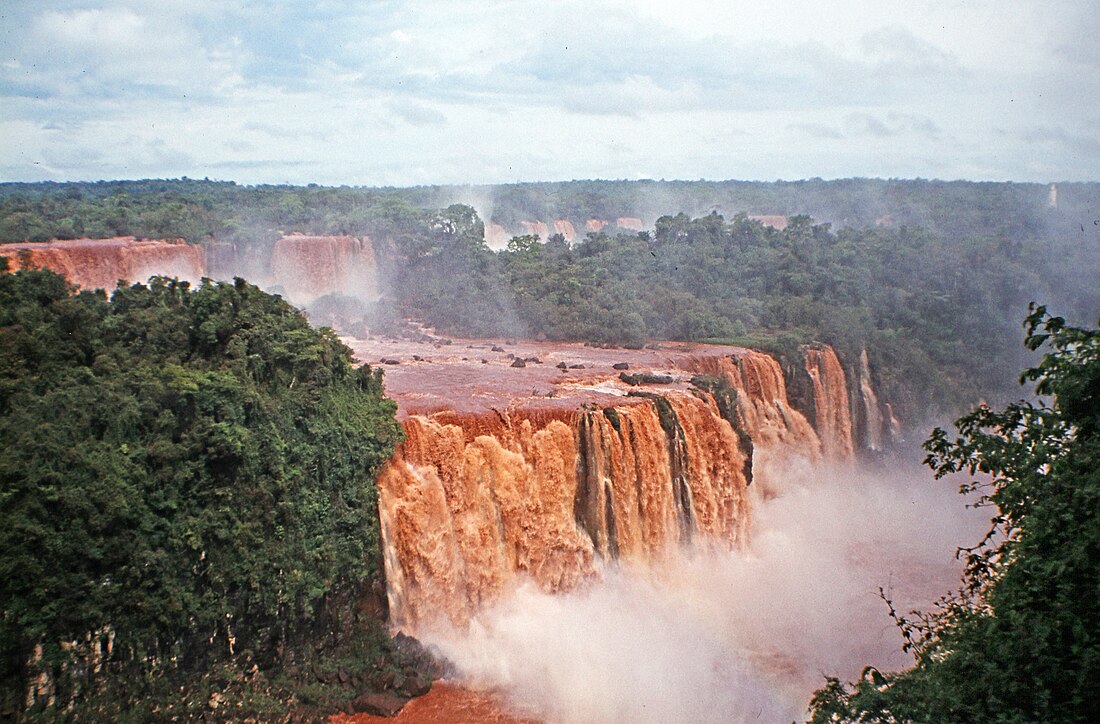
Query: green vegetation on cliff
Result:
<box><xmin>0</xmin><ymin>265</ymin><xmax>403</xmax><ymax>718</ymax></box>
<box><xmin>810</xmin><ymin>307</ymin><xmax>1100</xmax><ymax>722</ymax></box>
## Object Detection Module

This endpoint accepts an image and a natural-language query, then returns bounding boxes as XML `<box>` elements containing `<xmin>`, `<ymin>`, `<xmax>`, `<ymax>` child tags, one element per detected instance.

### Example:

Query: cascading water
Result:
<box><xmin>269</xmin><ymin>233</ymin><xmax>377</xmax><ymax>303</ymax></box>
<box><xmin>363</xmin><ymin>339</ymin><xmax>976</xmax><ymax>722</ymax></box>
<box><xmin>376</xmin><ymin>347</ymin><xmax>840</xmax><ymax>635</ymax></box>
<box><xmin>803</xmin><ymin>344</ymin><xmax>856</xmax><ymax>461</ymax></box>
<box><xmin>0</xmin><ymin>237</ymin><xmax>206</xmax><ymax>291</ymax></box>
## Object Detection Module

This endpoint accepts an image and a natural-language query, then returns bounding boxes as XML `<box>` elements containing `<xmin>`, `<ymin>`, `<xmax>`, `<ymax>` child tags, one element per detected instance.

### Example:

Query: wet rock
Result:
<box><xmin>525</xmin><ymin>357</ymin><xmax>542</xmax><ymax>364</ymax></box>
<box><xmin>612</xmin><ymin>362</ymin><xmax>630</xmax><ymax>370</ymax></box>
<box><xmin>491</xmin><ymin>345</ymin><xmax>505</xmax><ymax>352</ymax></box>
<box><xmin>351</xmin><ymin>692</ymin><xmax>409</xmax><ymax>717</ymax></box>
<box><xmin>393</xmin><ymin>632</ymin><xmax>419</xmax><ymax>656</ymax></box>
<box><xmin>511</xmin><ymin>358</ymin><xmax>526</xmax><ymax>368</ymax></box>
<box><xmin>556</xmin><ymin>362</ymin><xmax>568</xmax><ymax>369</ymax></box>
<box><xmin>620</xmin><ymin>371</ymin><xmax>674</xmax><ymax>386</ymax></box>
<box><xmin>382</xmin><ymin>358</ymin><xmax>400</xmax><ymax>365</ymax></box>
<box><xmin>402</xmin><ymin>675</ymin><xmax>433</xmax><ymax>697</ymax></box>
<box><xmin>481</xmin><ymin>358</ymin><xmax>489</xmax><ymax>364</ymax></box>
<box><xmin>569</xmin><ymin>364</ymin><xmax>586</xmax><ymax>369</ymax></box>
<box><xmin>412</xmin><ymin>355</ymin><xmax>422</xmax><ymax>361</ymax></box>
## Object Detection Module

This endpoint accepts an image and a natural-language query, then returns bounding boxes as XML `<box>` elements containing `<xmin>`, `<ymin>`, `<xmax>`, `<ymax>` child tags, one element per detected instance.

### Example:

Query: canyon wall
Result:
<box><xmin>747</xmin><ymin>215</ymin><xmax>789</xmax><ymax>230</ymax></box>
<box><xmin>0</xmin><ymin>237</ymin><xmax>205</xmax><ymax>291</ymax></box>
<box><xmin>376</xmin><ymin>345</ymin><xmax>857</xmax><ymax>634</ymax></box>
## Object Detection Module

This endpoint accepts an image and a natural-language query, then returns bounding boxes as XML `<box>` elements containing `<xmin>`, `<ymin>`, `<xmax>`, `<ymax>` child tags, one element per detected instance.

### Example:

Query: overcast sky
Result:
<box><xmin>1</xmin><ymin>0</ymin><xmax>1097</xmax><ymax>186</ymax></box>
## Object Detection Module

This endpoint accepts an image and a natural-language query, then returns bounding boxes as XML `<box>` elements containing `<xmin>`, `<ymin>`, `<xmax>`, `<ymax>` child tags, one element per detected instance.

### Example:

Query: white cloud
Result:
<box><xmin>35</xmin><ymin>7</ymin><xmax>145</xmax><ymax>46</ymax></box>
<box><xmin>0</xmin><ymin>0</ymin><xmax>1096</xmax><ymax>184</ymax></box>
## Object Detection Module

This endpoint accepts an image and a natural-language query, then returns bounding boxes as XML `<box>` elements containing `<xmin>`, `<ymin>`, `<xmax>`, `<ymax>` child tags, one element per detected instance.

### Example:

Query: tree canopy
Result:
<box><xmin>2</xmin><ymin>178</ymin><xmax>1098</xmax><ymax>420</ymax></box>
<box><xmin>0</xmin><ymin>265</ymin><xmax>403</xmax><ymax>714</ymax></box>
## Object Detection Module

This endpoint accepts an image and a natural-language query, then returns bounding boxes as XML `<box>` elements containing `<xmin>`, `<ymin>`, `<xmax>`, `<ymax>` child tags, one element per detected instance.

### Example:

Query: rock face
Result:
<box><xmin>0</xmin><ymin>237</ymin><xmax>205</xmax><ymax>291</ymax></box>
<box><xmin>367</xmin><ymin>339</ymin><xmax>858</xmax><ymax>634</ymax></box>
<box><xmin>586</xmin><ymin>219</ymin><xmax>608</xmax><ymax>232</ymax></box>
<box><xmin>616</xmin><ymin>217</ymin><xmax>644</xmax><ymax>231</ymax></box>
<box><xmin>352</xmin><ymin>692</ymin><xmax>409</xmax><ymax>717</ymax></box>
<box><xmin>269</xmin><ymin>234</ymin><xmax>376</xmax><ymax>303</ymax></box>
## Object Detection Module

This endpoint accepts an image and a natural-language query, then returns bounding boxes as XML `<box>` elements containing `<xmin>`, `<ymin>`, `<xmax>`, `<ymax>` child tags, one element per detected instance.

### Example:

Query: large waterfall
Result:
<box><xmin>0</xmin><ymin>237</ymin><xmax>206</xmax><ymax>290</ymax></box>
<box><xmin>374</xmin><ymin>345</ymin><xmax>854</xmax><ymax>634</ymax></box>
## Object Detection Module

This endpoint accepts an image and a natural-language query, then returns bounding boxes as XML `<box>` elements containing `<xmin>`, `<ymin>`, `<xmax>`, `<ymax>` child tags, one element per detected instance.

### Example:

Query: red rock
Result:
<box><xmin>352</xmin><ymin>692</ymin><xmax>409</xmax><ymax>717</ymax></box>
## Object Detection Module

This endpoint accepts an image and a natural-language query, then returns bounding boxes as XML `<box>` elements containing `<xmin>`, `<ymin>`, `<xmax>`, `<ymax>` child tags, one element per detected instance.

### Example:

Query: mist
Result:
<box><xmin>419</xmin><ymin>455</ymin><xmax>986</xmax><ymax>723</ymax></box>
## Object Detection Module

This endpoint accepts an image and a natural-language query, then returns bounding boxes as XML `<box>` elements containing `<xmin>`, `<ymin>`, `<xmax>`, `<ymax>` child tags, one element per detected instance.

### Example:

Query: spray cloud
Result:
<box><xmin>421</xmin><ymin>456</ymin><xmax>984</xmax><ymax>723</ymax></box>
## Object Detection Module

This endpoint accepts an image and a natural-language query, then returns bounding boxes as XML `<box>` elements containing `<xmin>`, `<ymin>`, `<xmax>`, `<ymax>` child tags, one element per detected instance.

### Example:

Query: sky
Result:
<box><xmin>1</xmin><ymin>0</ymin><xmax>1097</xmax><ymax>186</ymax></box>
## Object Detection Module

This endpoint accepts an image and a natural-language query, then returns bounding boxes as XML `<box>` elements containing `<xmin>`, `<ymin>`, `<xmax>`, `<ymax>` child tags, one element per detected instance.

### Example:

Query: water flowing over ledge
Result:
<box><xmin>346</xmin><ymin>337</ymin><xmax>863</xmax><ymax>634</ymax></box>
<box><xmin>0</xmin><ymin>237</ymin><xmax>205</xmax><ymax>290</ymax></box>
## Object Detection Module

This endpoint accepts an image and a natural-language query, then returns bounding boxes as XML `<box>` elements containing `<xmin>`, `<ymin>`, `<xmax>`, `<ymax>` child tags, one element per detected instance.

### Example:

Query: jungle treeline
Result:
<box><xmin>2</xmin><ymin>177</ymin><xmax>1098</xmax><ymax>421</ymax></box>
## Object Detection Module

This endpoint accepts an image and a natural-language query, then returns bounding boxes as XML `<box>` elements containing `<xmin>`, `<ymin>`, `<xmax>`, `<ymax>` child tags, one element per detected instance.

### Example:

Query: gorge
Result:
<box><xmin>1</xmin><ymin>228</ymin><xmax>982</xmax><ymax>722</ymax></box>
<box><xmin>342</xmin><ymin>333</ymin><xmax>969</xmax><ymax>721</ymax></box>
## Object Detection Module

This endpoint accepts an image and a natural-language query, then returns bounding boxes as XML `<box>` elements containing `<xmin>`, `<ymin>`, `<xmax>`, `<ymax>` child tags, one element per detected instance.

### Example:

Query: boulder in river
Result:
<box><xmin>351</xmin><ymin>692</ymin><xmax>409</xmax><ymax>717</ymax></box>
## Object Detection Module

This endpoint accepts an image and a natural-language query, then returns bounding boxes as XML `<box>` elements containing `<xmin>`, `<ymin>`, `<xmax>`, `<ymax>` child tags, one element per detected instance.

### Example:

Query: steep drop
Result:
<box><xmin>269</xmin><ymin>234</ymin><xmax>377</xmax><ymax>303</ymax></box>
<box><xmin>802</xmin><ymin>345</ymin><xmax>855</xmax><ymax>461</ymax></box>
<box><xmin>372</xmin><ymin>342</ymin><xmax>851</xmax><ymax>634</ymax></box>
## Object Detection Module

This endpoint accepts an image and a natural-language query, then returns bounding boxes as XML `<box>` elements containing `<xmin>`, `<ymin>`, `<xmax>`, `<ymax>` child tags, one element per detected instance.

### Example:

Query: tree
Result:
<box><xmin>0</xmin><ymin>268</ymin><xmax>404</xmax><ymax>715</ymax></box>
<box><xmin>809</xmin><ymin>305</ymin><xmax>1100</xmax><ymax>723</ymax></box>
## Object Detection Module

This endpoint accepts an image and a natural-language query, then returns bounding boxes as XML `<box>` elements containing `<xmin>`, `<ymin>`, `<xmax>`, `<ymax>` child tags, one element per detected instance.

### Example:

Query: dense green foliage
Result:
<box><xmin>809</xmin><ymin>307</ymin><xmax>1100</xmax><ymax>722</ymax></box>
<box><xmin>0</xmin><ymin>267</ymin><xmax>403</xmax><ymax>715</ymax></box>
<box><xmin>495</xmin><ymin>212</ymin><xmax>1097</xmax><ymax>418</ymax></box>
<box><xmin>3</xmin><ymin>177</ymin><xmax>1096</xmax><ymax>245</ymax></box>
<box><xmin>2</xmin><ymin>177</ymin><xmax>1098</xmax><ymax>419</ymax></box>
<box><xmin>3</xmin><ymin>178</ymin><xmax>1099</xmax><ymax>716</ymax></box>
